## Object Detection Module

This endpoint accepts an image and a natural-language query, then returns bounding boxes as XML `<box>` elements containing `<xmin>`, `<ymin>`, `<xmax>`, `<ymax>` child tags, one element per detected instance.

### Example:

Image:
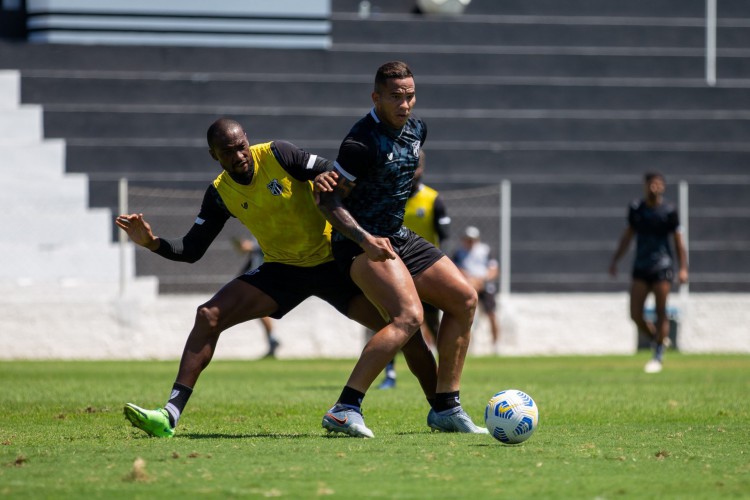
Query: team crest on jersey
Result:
<box><xmin>267</xmin><ymin>179</ymin><xmax>284</xmax><ymax>196</ymax></box>
<box><xmin>416</xmin><ymin>207</ymin><xmax>426</xmax><ymax>218</ymax></box>
<box><xmin>411</xmin><ymin>141</ymin><xmax>421</xmax><ymax>157</ymax></box>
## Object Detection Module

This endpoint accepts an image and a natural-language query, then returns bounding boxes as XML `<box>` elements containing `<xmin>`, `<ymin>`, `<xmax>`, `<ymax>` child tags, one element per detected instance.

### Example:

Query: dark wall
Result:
<box><xmin>0</xmin><ymin>0</ymin><xmax>26</xmax><ymax>39</ymax></box>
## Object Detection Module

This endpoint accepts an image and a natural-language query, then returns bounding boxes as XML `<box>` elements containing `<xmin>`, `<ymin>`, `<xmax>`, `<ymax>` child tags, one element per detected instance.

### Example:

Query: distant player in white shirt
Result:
<box><xmin>453</xmin><ymin>226</ymin><xmax>500</xmax><ymax>350</ymax></box>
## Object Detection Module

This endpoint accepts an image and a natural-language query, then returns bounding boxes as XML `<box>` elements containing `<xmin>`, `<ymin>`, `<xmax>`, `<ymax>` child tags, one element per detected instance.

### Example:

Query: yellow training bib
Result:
<box><xmin>212</xmin><ymin>142</ymin><xmax>332</xmax><ymax>267</ymax></box>
<box><xmin>404</xmin><ymin>184</ymin><xmax>440</xmax><ymax>246</ymax></box>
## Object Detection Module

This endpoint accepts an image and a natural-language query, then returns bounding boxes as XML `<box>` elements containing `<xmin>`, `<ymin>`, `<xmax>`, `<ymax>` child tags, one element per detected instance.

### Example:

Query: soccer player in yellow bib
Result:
<box><xmin>373</xmin><ymin>151</ymin><xmax>450</xmax><ymax>389</ymax></box>
<box><xmin>116</xmin><ymin>118</ymin><xmax>437</xmax><ymax>438</ymax></box>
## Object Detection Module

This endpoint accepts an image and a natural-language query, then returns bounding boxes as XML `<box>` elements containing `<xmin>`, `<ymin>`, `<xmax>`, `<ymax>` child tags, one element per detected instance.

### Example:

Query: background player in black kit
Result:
<box><xmin>318</xmin><ymin>61</ymin><xmax>487</xmax><ymax>436</ymax></box>
<box><xmin>609</xmin><ymin>172</ymin><xmax>688</xmax><ymax>373</ymax></box>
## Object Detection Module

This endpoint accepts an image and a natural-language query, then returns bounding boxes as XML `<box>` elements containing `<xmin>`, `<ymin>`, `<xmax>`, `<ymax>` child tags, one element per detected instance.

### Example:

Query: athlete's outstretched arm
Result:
<box><xmin>115</xmin><ymin>186</ymin><xmax>229</xmax><ymax>263</ymax></box>
<box><xmin>115</xmin><ymin>213</ymin><xmax>160</xmax><ymax>250</ymax></box>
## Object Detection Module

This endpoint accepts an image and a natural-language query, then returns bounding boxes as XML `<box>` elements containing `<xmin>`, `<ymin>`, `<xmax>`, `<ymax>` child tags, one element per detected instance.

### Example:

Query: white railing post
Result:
<box><xmin>500</xmin><ymin>180</ymin><xmax>511</xmax><ymax>301</ymax></box>
<box><xmin>118</xmin><ymin>177</ymin><xmax>128</xmax><ymax>296</ymax></box>
<box><xmin>706</xmin><ymin>0</ymin><xmax>717</xmax><ymax>86</ymax></box>
<box><xmin>679</xmin><ymin>180</ymin><xmax>690</xmax><ymax>298</ymax></box>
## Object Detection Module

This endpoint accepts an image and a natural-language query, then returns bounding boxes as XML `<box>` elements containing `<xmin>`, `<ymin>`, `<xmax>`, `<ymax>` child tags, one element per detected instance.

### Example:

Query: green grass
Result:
<box><xmin>1</xmin><ymin>354</ymin><xmax>749</xmax><ymax>498</ymax></box>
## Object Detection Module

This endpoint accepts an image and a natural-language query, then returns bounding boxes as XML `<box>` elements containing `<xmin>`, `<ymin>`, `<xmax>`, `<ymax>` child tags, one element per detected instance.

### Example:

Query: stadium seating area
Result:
<box><xmin>1</xmin><ymin>0</ymin><xmax>749</xmax><ymax>292</ymax></box>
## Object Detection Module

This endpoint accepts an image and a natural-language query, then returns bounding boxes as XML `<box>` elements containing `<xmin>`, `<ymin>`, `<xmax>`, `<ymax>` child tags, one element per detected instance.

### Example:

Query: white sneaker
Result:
<box><xmin>644</xmin><ymin>359</ymin><xmax>663</xmax><ymax>374</ymax></box>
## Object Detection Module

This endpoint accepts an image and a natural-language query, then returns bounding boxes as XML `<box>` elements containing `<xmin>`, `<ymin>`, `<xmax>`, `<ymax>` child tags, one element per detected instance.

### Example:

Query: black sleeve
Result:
<box><xmin>433</xmin><ymin>194</ymin><xmax>450</xmax><ymax>243</ymax></box>
<box><xmin>153</xmin><ymin>185</ymin><xmax>231</xmax><ymax>263</ymax></box>
<box><xmin>334</xmin><ymin>137</ymin><xmax>375</xmax><ymax>181</ymax></box>
<box><xmin>627</xmin><ymin>200</ymin><xmax>639</xmax><ymax>228</ymax></box>
<box><xmin>271</xmin><ymin>140</ymin><xmax>334</xmax><ymax>181</ymax></box>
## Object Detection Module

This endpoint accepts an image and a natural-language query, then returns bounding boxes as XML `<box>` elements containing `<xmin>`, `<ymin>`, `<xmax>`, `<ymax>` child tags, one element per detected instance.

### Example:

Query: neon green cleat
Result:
<box><xmin>123</xmin><ymin>403</ymin><xmax>175</xmax><ymax>438</ymax></box>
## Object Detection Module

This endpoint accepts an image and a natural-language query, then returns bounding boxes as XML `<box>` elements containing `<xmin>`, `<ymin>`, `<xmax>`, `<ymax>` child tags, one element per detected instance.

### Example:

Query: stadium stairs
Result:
<box><xmin>0</xmin><ymin>70</ymin><xmax>157</xmax><ymax>297</ymax></box>
<box><xmin>0</xmin><ymin>0</ymin><xmax>748</xmax><ymax>292</ymax></box>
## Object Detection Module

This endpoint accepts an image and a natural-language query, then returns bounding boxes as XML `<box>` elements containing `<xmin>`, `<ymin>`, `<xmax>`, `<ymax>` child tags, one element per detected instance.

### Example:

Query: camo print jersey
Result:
<box><xmin>332</xmin><ymin>108</ymin><xmax>427</xmax><ymax>240</ymax></box>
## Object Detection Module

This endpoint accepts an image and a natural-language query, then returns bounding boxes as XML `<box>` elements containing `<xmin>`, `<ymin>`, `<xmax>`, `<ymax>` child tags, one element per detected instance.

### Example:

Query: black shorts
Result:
<box><xmin>478</xmin><ymin>290</ymin><xmax>497</xmax><ymax>314</ymax></box>
<box><xmin>237</xmin><ymin>260</ymin><xmax>361</xmax><ymax>319</ymax></box>
<box><xmin>632</xmin><ymin>267</ymin><xmax>674</xmax><ymax>285</ymax></box>
<box><xmin>332</xmin><ymin>227</ymin><xmax>444</xmax><ymax>277</ymax></box>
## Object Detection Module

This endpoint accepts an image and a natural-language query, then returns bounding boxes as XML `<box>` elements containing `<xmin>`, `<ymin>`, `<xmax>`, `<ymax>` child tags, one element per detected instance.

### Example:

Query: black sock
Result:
<box><xmin>433</xmin><ymin>391</ymin><xmax>461</xmax><ymax>413</ymax></box>
<box><xmin>427</xmin><ymin>397</ymin><xmax>437</xmax><ymax>410</ymax></box>
<box><xmin>338</xmin><ymin>385</ymin><xmax>365</xmax><ymax>410</ymax></box>
<box><xmin>164</xmin><ymin>382</ymin><xmax>193</xmax><ymax>427</ymax></box>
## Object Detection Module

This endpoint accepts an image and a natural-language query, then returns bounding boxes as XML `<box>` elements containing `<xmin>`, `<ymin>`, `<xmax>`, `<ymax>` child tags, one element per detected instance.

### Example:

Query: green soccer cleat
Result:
<box><xmin>123</xmin><ymin>403</ymin><xmax>175</xmax><ymax>438</ymax></box>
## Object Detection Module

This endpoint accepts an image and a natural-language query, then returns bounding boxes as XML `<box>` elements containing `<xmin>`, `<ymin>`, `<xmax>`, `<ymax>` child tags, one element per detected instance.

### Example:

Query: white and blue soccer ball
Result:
<box><xmin>484</xmin><ymin>389</ymin><xmax>539</xmax><ymax>444</ymax></box>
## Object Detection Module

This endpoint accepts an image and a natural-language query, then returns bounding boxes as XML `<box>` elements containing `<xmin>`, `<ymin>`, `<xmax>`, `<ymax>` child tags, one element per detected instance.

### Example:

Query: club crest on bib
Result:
<box><xmin>267</xmin><ymin>179</ymin><xmax>284</xmax><ymax>196</ymax></box>
<box><xmin>411</xmin><ymin>141</ymin><xmax>421</xmax><ymax>157</ymax></box>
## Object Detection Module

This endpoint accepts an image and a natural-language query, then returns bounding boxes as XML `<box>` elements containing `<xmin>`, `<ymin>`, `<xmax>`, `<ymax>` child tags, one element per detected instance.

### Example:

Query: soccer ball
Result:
<box><xmin>484</xmin><ymin>389</ymin><xmax>539</xmax><ymax>444</ymax></box>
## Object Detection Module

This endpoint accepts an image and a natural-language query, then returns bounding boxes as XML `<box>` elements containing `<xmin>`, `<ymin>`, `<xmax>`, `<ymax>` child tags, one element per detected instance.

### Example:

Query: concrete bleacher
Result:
<box><xmin>0</xmin><ymin>0</ymin><xmax>749</xmax><ymax>292</ymax></box>
<box><xmin>0</xmin><ymin>70</ymin><xmax>157</xmax><ymax>294</ymax></box>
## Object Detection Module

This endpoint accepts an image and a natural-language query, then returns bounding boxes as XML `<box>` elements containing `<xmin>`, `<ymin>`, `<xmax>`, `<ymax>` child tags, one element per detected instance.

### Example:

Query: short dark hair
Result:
<box><xmin>207</xmin><ymin>117</ymin><xmax>243</xmax><ymax>149</ymax></box>
<box><xmin>374</xmin><ymin>61</ymin><xmax>413</xmax><ymax>93</ymax></box>
<box><xmin>644</xmin><ymin>171</ymin><xmax>665</xmax><ymax>183</ymax></box>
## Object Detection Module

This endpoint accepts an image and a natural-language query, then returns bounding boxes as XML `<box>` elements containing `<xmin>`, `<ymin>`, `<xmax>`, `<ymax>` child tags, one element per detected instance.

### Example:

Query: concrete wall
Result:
<box><xmin>1</xmin><ymin>286</ymin><xmax>747</xmax><ymax>360</ymax></box>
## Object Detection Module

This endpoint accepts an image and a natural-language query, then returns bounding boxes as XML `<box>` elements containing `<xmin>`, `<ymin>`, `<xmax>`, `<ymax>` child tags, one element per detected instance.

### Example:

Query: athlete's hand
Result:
<box><xmin>115</xmin><ymin>213</ymin><xmax>159</xmax><ymax>251</ymax></box>
<box><xmin>361</xmin><ymin>235</ymin><xmax>397</xmax><ymax>262</ymax></box>
<box><xmin>313</xmin><ymin>171</ymin><xmax>338</xmax><ymax>193</ymax></box>
<box><xmin>678</xmin><ymin>268</ymin><xmax>688</xmax><ymax>284</ymax></box>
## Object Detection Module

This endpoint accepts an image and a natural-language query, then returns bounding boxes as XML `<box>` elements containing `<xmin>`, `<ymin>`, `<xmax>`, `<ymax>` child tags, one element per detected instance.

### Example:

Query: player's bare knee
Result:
<box><xmin>196</xmin><ymin>305</ymin><xmax>222</xmax><ymax>332</ymax></box>
<box><xmin>394</xmin><ymin>305</ymin><xmax>423</xmax><ymax>337</ymax></box>
<box><xmin>457</xmin><ymin>287</ymin><xmax>478</xmax><ymax>320</ymax></box>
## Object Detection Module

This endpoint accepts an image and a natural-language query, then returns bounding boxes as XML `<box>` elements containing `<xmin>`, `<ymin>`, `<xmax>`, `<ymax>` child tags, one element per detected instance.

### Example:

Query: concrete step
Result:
<box><xmin>3</xmin><ymin>209</ymin><xmax>113</xmax><ymax>245</ymax></box>
<box><xmin>0</xmin><ymin>40</ymin><xmax>725</xmax><ymax>79</ymax></box>
<box><xmin>0</xmin><ymin>70</ymin><xmax>20</xmax><ymax>108</ymax></box>
<box><xmin>65</xmin><ymin>146</ymin><xmax>750</xmax><ymax>189</ymax></box>
<box><xmin>40</xmin><ymin>109</ymin><xmax>750</xmax><ymax>144</ymax></box>
<box><xmin>0</xmin><ymin>106</ymin><xmax>43</xmax><ymax>141</ymax></box>
<box><xmin>0</xmin><ymin>139</ymin><xmax>66</xmax><ymax>176</ymax></box>
<box><xmin>501</xmin><ymin>183</ymin><xmax>750</xmax><ymax>210</ymax></box>
<box><xmin>21</xmin><ymin>74</ymin><xmax>750</xmax><ymax>110</ymax></box>
<box><xmin>0</xmin><ymin>241</ymin><xmax>135</xmax><ymax>283</ymax></box>
<box><xmin>0</xmin><ymin>174</ymin><xmax>89</xmax><ymax>212</ymax></box>
<box><xmin>333</xmin><ymin>18</ymin><xmax>721</xmax><ymax>49</ymax></box>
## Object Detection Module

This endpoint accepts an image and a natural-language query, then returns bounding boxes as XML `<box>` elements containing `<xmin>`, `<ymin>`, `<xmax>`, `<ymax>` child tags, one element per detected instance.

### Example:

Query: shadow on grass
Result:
<box><xmin>181</xmin><ymin>432</ymin><xmax>317</xmax><ymax>439</ymax></box>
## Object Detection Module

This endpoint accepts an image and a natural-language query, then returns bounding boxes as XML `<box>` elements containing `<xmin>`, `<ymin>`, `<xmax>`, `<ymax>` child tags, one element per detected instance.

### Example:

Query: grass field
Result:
<box><xmin>1</xmin><ymin>354</ymin><xmax>748</xmax><ymax>498</ymax></box>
